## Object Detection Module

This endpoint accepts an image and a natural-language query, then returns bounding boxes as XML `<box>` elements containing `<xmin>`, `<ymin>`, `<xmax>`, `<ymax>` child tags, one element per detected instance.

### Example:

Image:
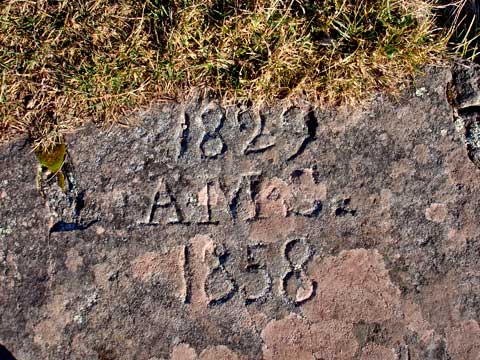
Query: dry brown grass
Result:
<box><xmin>440</xmin><ymin>0</ymin><xmax>479</xmax><ymax>60</ymax></box>
<box><xmin>0</xmin><ymin>0</ymin><xmax>474</xmax><ymax>149</ymax></box>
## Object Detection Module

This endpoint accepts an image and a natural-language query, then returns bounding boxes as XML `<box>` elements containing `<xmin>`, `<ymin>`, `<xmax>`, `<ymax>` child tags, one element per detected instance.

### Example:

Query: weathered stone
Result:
<box><xmin>1</xmin><ymin>63</ymin><xmax>480</xmax><ymax>359</ymax></box>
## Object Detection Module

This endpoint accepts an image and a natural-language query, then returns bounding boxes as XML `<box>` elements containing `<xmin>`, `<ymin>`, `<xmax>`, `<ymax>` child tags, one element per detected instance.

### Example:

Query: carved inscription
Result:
<box><xmin>228</xmin><ymin>173</ymin><xmax>260</xmax><ymax>222</ymax></box>
<box><xmin>175</xmin><ymin>102</ymin><xmax>317</xmax><ymax>159</ymax></box>
<box><xmin>288</xmin><ymin>168</ymin><xmax>325</xmax><ymax>217</ymax></box>
<box><xmin>140</xmin><ymin>102</ymin><xmax>325</xmax><ymax>308</ymax></box>
<box><xmin>145</xmin><ymin>178</ymin><xmax>181</xmax><ymax>225</ymax></box>
<box><xmin>180</xmin><ymin>237</ymin><xmax>316</xmax><ymax>307</ymax></box>
<box><xmin>198</xmin><ymin>102</ymin><xmax>226</xmax><ymax>158</ymax></box>
<box><xmin>142</xmin><ymin>169</ymin><xmax>325</xmax><ymax>225</ymax></box>
<box><xmin>280</xmin><ymin>238</ymin><xmax>316</xmax><ymax>304</ymax></box>
<box><xmin>203</xmin><ymin>243</ymin><xmax>237</xmax><ymax>305</ymax></box>
<box><xmin>281</xmin><ymin>106</ymin><xmax>317</xmax><ymax>160</ymax></box>
<box><xmin>240</xmin><ymin>244</ymin><xmax>272</xmax><ymax>304</ymax></box>
<box><xmin>240</xmin><ymin>110</ymin><xmax>276</xmax><ymax>154</ymax></box>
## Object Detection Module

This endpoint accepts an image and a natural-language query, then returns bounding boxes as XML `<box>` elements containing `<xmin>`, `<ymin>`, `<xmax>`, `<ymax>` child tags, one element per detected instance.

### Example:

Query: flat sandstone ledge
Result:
<box><xmin>1</xmin><ymin>63</ymin><xmax>480</xmax><ymax>359</ymax></box>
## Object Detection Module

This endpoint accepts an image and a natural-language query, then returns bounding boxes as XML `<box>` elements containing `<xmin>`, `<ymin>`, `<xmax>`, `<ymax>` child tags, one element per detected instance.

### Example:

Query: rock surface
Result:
<box><xmin>1</xmin><ymin>63</ymin><xmax>480</xmax><ymax>359</ymax></box>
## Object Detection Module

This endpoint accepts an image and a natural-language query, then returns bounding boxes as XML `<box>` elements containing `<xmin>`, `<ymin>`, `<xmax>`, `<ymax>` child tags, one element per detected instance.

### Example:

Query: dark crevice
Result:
<box><xmin>335</xmin><ymin>198</ymin><xmax>357</xmax><ymax>217</ymax></box>
<box><xmin>183</xmin><ymin>245</ymin><xmax>192</xmax><ymax>304</ymax></box>
<box><xmin>178</xmin><ymin>112</ymin><xmax>190</xmax><ymax>158</ymax></box>
<box><xmin>49</xmin><ymin>219</ymin><xmax>98</xmax><ymax>234</ymax></box>
<box><xmin>0</xmin><ymin>344</ymin><xmax>17</xmax><ymax>360</ymax></box>
<box><xmin>459</xmin><ymin>105</ymin><xmax>480</xmax><ymax>115</ymax></box>
<box><xmin>74</xmin><ymin>190</ymin><xmax>86</xmax><ymax>217</ymax></box>
<box><xmin>462</xmin><ymin>109</ymin><xmax>480</xmax><ymax>168</ymax></box>
<box><xmin>290</xmin><ymin>169</ymin><xmax>304</xmax><ymax>179</ymax></box>
<box><xmin>449</xmin><ymin>62</ymin><xmax>480</xmax><ymax>169</ymax></box>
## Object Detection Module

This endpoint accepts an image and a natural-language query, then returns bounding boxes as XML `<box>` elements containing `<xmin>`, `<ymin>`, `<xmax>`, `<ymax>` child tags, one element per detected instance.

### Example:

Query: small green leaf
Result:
<box><xmin>34</xmin><ymin>143</ymin><xmax>67</xmax><ymax>174</ymax></box>
<box><xmin>57</xmin><ymin>172</ymin><xmax>67</xmax><ymax>193</ymax></box>
<box><xmin>384</xmin><ymin>44</ymin><xmax>398</xmax><ymax>59</ymax></box>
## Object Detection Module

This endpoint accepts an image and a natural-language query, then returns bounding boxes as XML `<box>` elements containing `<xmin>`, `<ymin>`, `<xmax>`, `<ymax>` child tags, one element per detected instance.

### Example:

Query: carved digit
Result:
<box><xmin>240</xmin><ymin>244</ymin><xmax>272</xmax><ymax>304</ymax></box>
<box><xmin>281</xmin><ymin>238</ymin><xmax>316</xmax><ymax>305</ymax></box>
<box><xmin>203</xmin><ymin>243</ymin><xmax>237</xmax><ymax>306</ymax></box>
<box><xmin>281</xmin><ymin>106</ymin><xmax>317</xmax><ymax>161</ymax></box>
<box><xmin>240</xmin><ymin>110</ymin><xmax>276</xmax><ymax>154</ymax></box>
<box><xmin>198</xmin><ymin>102</ymin><xmax>226</xmax><ymax>158</ymax></box>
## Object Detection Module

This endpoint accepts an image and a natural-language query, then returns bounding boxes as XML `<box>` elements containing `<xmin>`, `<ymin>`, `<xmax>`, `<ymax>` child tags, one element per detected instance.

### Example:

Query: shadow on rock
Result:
<box><xmin>0</xmin><ymin>345</ymin><xmax>17</xmax><ymax>360</ymax></box>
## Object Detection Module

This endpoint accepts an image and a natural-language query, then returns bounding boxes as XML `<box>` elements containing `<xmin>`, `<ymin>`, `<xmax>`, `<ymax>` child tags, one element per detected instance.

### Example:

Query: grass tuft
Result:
<box><xmin>439</xmin><ymin>0</ymin><xmax>479</xmax><ymax>61</ymax></box>
<box><xmin>0</xmin><ymin>0</ymin><xmax>476</xmax><ymax>149</ymax></box>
